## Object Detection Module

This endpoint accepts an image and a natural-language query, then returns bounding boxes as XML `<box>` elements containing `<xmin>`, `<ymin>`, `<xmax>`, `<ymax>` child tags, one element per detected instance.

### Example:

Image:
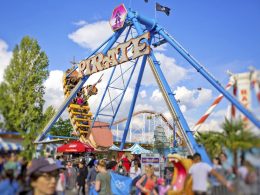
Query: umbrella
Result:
<box><xmin>57</xmin><ymin>140</ymin><xmax>94</xmax><ymax>153</ymax></box>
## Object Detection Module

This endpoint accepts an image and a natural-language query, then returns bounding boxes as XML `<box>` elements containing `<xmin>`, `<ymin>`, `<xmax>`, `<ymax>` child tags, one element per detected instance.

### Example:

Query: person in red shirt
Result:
<box><xmin>121</xmin><ymin>154</ymin><xmax>131</xmax><ymax>173</ymax></box>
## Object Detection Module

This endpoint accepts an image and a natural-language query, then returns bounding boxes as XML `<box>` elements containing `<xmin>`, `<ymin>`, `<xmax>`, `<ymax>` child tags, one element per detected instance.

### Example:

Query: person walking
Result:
<box><xmin>211</xmin><ymin>157</ymin><xmax>225</xmax><ymax>195</ymax></box>
<box><xmin>86</xmin><ymin>160</ymin><xmax>98</xmax><ymax>193</ymax></box>
<box><xmin>184</xmin><ymin>153</ymin><xmax>233</xmax><ymax>195</ymax></box>
<box><xmin>76</xmin><ymin>160</ymin><xmax>88</xmax><ymax>195</ymax></box>
<box><xmin>95</xmin><ymin>159</ymin><xmax>112</xmax><ymax>195</ymax></box>
<box><xmin>65</xmin><ymin>161</ymin><xmax>77</xmax><ymax>194</ymax></box>
<box><xmin>56</xmin><ymin>165</ymin><xmax>66</xmax><ymax>195</ymax></box>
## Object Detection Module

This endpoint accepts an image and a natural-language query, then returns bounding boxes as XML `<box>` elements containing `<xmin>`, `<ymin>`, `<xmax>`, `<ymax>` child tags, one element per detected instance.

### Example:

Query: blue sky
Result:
<box><xmin>0</xmin><ymin>0</ymin><xmax>259</xmax><ymax>139</ymax></box>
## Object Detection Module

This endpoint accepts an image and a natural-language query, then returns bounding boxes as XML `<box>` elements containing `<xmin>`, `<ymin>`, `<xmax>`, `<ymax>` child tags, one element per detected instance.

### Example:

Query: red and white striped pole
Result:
<box><xmin>231</xmin><ymin>81</ymin><xmax>237</xmax><ymax>119</ymax></box>
<box><xmin>193</xmin><ymin>77</ymin><xmax>235</xmax><ymax>132</ymax></box>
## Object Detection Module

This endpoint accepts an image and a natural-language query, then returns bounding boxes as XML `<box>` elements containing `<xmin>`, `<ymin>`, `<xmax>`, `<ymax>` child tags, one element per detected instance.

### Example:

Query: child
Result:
<box><xmin>157</xmin><ymin>178</ymin><xmax>171</xmax><ymax>195</ymax></box>
<box><xmin>76</xmin><ymin>92</ymin><xmax>84</xmax><ymax>106</ymax></box>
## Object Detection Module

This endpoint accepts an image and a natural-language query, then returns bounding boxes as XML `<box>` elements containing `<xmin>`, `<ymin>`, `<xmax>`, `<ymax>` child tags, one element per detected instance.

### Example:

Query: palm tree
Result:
<box><xmin>219</xmin><ymin>118</ymin><xmax>259</xmax><ymax>170</ymax></box>
<box><xmin>196</xmin><ymin>131</ymin><xmax>222</xmax><ymax>158</ymax></box>
<box><xmin>195</xmin><ymin>118</ymin><xmax>260</xmax><ymax>170</ymax></box>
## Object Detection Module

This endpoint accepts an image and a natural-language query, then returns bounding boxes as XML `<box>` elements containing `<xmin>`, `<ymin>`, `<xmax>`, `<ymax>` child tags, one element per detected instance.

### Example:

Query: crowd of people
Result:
<box><xmin>0</xmin><ymin>151</ymin><xmax>259</xmax><ymax>195</ymax></box>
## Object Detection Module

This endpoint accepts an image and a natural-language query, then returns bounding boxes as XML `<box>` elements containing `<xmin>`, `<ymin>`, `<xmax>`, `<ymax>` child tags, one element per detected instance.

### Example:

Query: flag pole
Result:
<box><xmin>154</xmin><ymin>0</ymin><xmax>157</xmax><ymax>20</ymax></box>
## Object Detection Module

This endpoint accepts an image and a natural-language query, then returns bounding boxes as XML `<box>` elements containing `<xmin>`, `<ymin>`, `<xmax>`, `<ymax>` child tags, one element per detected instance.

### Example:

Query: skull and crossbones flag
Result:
<box><xmin>156</xmin><ymin>2</ymin><xmax>171</xmax><ymax>16</ymax></box>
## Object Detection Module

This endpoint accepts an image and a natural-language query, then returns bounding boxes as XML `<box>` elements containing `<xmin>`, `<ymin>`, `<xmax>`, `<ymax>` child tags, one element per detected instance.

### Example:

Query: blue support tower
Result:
<box><xmin>36</xmin><ymin>6</ymin><xmax>259</xmax><ymax>166</ymax></box>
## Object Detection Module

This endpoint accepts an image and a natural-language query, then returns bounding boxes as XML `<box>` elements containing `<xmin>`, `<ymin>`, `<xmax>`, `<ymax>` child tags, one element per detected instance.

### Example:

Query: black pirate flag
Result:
<box><xmin>156</xmin><ymin>2</ymin><xmax>171</xmax><ymax>16</ymax></box>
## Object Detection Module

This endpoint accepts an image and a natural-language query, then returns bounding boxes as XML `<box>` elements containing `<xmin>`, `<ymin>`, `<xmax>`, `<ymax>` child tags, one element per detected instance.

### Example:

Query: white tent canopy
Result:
<box><xmin>109</xmin><ymin>144</ymin><xmax>121</xmax><ymax>151</ymax></box>
<box><xmin>124</xmin><ymin>143</ymin><xmax>151</xmax><ymax>154</ymax></box>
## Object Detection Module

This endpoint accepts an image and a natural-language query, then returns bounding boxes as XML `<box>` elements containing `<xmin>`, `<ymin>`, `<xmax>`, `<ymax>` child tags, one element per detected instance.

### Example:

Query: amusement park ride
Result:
<box><xmin>35</xmin><ymin>4</ymin><xmax>260</xmax><ymax>165</ymax></box>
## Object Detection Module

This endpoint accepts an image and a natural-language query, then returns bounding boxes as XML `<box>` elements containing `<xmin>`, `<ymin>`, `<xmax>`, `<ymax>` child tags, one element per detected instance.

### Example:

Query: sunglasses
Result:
<box><xmin>38</xmin><ymin>171</ymin><xmax>59</xmax><ymax>180</ymax></box>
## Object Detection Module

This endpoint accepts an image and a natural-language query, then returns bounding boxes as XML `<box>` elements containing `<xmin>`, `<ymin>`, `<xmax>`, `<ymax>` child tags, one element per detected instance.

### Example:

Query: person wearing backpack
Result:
<box><xmin>136</xmin><ymin>165</ymin><xmax>158</xmax><ymax>195</ymax></box>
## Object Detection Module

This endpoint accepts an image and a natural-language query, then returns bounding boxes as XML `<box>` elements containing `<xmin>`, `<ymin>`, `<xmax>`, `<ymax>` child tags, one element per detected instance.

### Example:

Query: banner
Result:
<box><xmin>141</xmin><ymin>153</ymin><xmax>161</xmax><ymax>177</ymax></box>
<box><xmin>89</xmin><ymin>185</ymin><xmax>98</xmax><ymax>195</ymax></box>
<box><xmin>110</xmin><ymin>172</ymin><xmax>132</xmax><ymax>195</ymax></box>
<box><xmin>236</xmin><ymin>72</ymin><xmax>251</xmax><ymax>126</ymax></box>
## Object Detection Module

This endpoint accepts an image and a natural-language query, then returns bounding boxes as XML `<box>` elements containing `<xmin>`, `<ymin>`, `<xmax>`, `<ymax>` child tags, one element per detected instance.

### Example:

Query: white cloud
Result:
<box><xmin>180</xmin><ymin>105</ymin><xmax>187</xmax><ymax>113</ymax></box>
<box><xmin>153</xmin><ymin>44</ymin><xmax>167</xmax><ymax>52</ymax></box>
<box><xmin>196</xmin><ymin>119</ymin><xmax>222</xmax><ymax>132</ymax></box>
<box><xmin>211</xmin><ymin>109</ymin><xmax>227</xmax><ymax>118</ymax></box>
<box><xmin>131</xmin><ymin>117</ymin><xmax>145</xmax><ymax>129</ymax></box>
<box><xmin>141</xmin><ymin>52</ymin><xmax>188</xmax><ymax>87</ymax></box>
<box><xmin>73</xmin><ymin>20</ymin><xmax>87</xmax><ymax>26</ymax></box>
<box><xmin>68</xmin><ymin>20</ymin><xmax>113</xmax><ymax>51</ymax></box>
<box><xmin>134</xmin><ymin>103</ymin><xmax>154</xmax><ymax>112</ymax></box>
<box><xmin>140</xmin><ymin>90</ymin><xmax>147</xmax><ymax>98</ymax></box>
<box><xmin>150</xmin><ymin>89</ymin><xmax>163</xmax><ymax>102</ymax></box>
<box><xmin>174</xmin><ymin>86</ymin><xmax>212</xmax><ymax>110</ymax></box>
<box><xmin>0</xmin><ymin>39</ymin><xmax>12</xmax><ymax>82</ymax></box>
<box><xmin>43</xmin><ymin>70</ymin><xmax>64</xmax><ymax>110</ymax></box>
<box><xmin>149</xmin><ymin>86</ymin><xmax>212</xmax><ymax>114</ymax></box>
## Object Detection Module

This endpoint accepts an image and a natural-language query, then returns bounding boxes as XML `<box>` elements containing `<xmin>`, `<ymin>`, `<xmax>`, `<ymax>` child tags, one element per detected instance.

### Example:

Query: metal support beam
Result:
<box><xmin>127</xmin><ymin>9</ymin><xmax>211</xmax><ymax>163</ymax></box>
<box><xmin>120</xmin><ymin>11</ymin><xmax>151</xmax><ymax>150</ymax></box>
<box><xmin>158</xmin><ymin>28</ymin><xmax>260</xmax><ymax>128</ymax></box>
<box><xmin>147</xmin><ymin>54</ymin><xmax>210</xmax><ymax>164</ymax></box>
<box><xmin>66</xmin><ymin>33</ymin><xmax>116</xmax><ymax>78</ymax></box>
<box><xmin>109</xmin><ymin>58</ymin><xmax>139</xmax><ymax>128</ymax></box>
<box><xmin>92</xmin><ymin>67</ymin><xmax>116</xmax><ymax>127</ymax></box>
<box><xmin>34</xmin><ymin>76</ymin><xmax>89</xmax><ymax>143</ymax></box>
<box><xmin>120</xmin><ymin>55</ymin><xmax>147</xmax><ymax>150</ymax></box>
<box><xmin>36</xmin><ymin>27</ymin><xmax>125</xmax><ymax>143</ymax></box>
<box><xmin>92</xmin><ymin>26</ymin><xmax>129</xmax><ymax>127</ymax></box>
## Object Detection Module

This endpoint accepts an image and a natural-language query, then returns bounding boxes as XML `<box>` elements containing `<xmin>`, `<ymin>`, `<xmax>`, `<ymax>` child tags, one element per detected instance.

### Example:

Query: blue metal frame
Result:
<box><xmin>92</xmin><ymin>26</ymin><xmax>131</xmax><ymax>127</ymax></box>
<box><xmin>37</xmin><ymin>7</ymin><xmax>259</xmax><ymax>166</ymax></box>
<box><xmin>157</xmin><ymin>29</ymin><xmax>260</xmax><ymax>128</ymax></box>
<box><xmin>119</xmin><ymin>11</ymin><xmax>153</xmax><ymax>150</ymax></box>
<box><xmin>129</xmin><ymin>9</ymin><xmax>259</xmax><ymax>128</ymax></box>
<box><xmin>148</xmin><ymin>51</ymin><xmax>210</xmax><ymax>163</ymax></box>
<box><xmin>120</xmin><ymin>56</ymin><xmax>147</xmax><ymax>150</ymax></box>
<box><xmin>35</xmin><ymin>27</ymin><xmax>125</xmax><ymax>143</ymax></box>
<box><xmin>109</xmin><ymin>58</ymin><xmax>139</xmax><ymax>128</ymax></box>
<box><xmin>92</xmin><ymin>66</ymin><xmax>117</xmax><ymax>126</ymax></box>
<box><xmin>35</xmin><ymin>76</ymin><xmax>89</xmax><ymax>143</ymax></box>
<box><xmin>66</xmin><ymin>33</ymin><xmax>116</xmax><ymax>78</ymax></box>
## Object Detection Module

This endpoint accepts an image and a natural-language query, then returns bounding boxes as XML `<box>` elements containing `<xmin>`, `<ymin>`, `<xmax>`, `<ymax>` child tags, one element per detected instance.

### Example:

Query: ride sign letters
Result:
<box><xmin>78</xmin><ymin>32</ymin><xmax>151</xmax><ymax>76</ymax></box>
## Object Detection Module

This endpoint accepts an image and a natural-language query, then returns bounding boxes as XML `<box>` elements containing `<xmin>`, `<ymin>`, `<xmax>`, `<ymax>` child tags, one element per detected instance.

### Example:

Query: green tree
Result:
<box><xmin>196</xmin><ymin>131</ymin><xmax>222</xmax><ymax>158</ymax></box>
<box><xmin>0</xmin><ymin>36</ymin><xmax>54</xmax><ymax>160</ymax></box>
<box><xmin>196</xmin><ymin>118</ymin><xmax>260</xmax><ymax>170</ymax></box>
<box><xmin>50</xmin><ymin>118</ymin><xmax>73</xmax><ymax>137</ymax></box>
<box><xmin>219</xmin><ymin>118</ymin><xmax>259</xmax><ymax>170</ymax></box>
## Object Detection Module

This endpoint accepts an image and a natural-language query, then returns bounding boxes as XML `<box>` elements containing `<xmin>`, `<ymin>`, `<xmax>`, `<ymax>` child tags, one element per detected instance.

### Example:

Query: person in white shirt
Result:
<box><xmin>184</xmin><ymin>153</ymin><xmax>233</xmax><ymax>195</ymax></box>
<box><xmin>129</xmin><ymin>160</ymin><xmax>141</xmax><ymax>179</ymax></box>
